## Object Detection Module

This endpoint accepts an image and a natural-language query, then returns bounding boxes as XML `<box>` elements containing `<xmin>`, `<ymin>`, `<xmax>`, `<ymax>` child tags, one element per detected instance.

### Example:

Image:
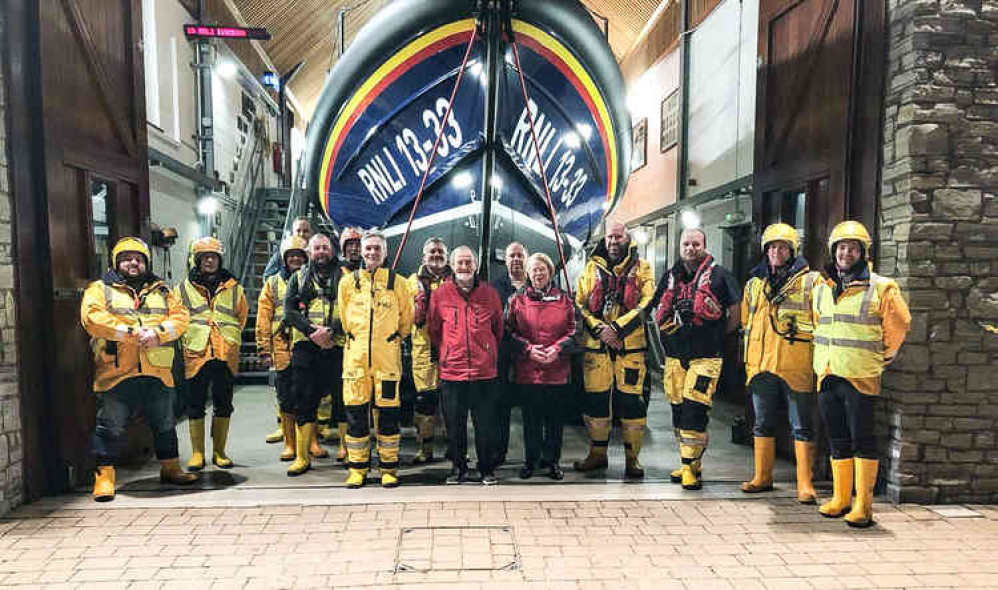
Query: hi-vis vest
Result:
<box><xmin>290</xmin><ymin>270</ymin><xmax>340</xmax><ymax>346</ymax></box>
<box><xmin>266</xmin><ymin>274</ymin><xmax>289</xmax><ymax>340</ymax></box>
<box><xmin>178</xmin><ymin>279</ymin><xmax>243</xmax><ymax>352</ymax></box>
<box><xmin>742</xmin><ymin>269</ymin><xmax>817</xmax><ymax>392</ymax></box>
<box><xmin>94</xmin><ymin>283</ymin><xmax>175</xmax><ymax>368</ymax></box>
<box><xmin>812</xmin><ymin>274</ymin><xmax>893</xmax><ymax>379</ymax></box>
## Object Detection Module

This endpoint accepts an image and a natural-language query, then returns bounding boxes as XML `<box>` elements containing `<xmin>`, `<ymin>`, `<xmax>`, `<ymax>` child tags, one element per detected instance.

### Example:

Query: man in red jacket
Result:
<box><xmin>427</xmin><ymin>245</ymin><xmax>504</xmax><ymax>485</ymax></box>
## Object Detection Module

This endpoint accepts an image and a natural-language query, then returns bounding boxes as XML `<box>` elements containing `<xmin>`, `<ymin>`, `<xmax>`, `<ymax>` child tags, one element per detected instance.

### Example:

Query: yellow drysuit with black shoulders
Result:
<box><xmin>338</xmin><ymin>267</ymin><xmax>414</xmax><ymax>472</ymax></box>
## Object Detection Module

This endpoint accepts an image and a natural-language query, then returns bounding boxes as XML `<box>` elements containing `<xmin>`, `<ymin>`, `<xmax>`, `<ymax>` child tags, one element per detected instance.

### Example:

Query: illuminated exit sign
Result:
<box><xmin>184</xmin><ymin>25</ymin><xmax>271</xmax><ymax>41</ymax></box>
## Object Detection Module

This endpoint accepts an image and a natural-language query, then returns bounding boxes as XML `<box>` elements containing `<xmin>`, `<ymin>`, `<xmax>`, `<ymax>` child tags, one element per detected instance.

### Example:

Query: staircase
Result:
<box><xmin>236</xmin><ymin>188</ymin><xmax>292</xmax><ymax>382</ymax></box>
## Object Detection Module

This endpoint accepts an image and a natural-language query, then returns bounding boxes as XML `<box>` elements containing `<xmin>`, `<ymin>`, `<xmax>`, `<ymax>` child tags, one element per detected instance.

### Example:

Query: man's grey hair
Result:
<box><xmin>423</xmin><ymin>236</ymin><xmax>447</xmax><ymax>253</ymax></box>
<box><xmin>450</xmin><ymin>245</ymin><xmax>478</xmax><ymax>268</ymax></box>
<box><xmin>361</xmin><ymin>229</ymin><xmax>387</xmax><ymax>246</ymax></box>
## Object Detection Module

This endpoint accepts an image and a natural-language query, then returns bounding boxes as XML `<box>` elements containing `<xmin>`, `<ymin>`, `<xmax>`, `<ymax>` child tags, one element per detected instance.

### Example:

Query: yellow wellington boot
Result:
<box><xmin>187</xmin><ymin>418</ymin><xmax>206</xmax><ymax>471</ymax></box>
<box><xmin>346</xmin><ymin>468</ymin><xmax>368</xmax><ymax>489</ymax></box>
<box><xmin>622</xmin><ymin>419</ymin><xmax>646</xmax><ymax>478</ymax></box>
<box><xmin>309</xmin><ymin>430</ymin><xmax>329</xmax><ymax>459</ymax></box>
<box><xmin>794</xmin><ymin>441</ymin><xmax>817</xmax><ymax>504</ymax></box>
<box><xmin>279</xmin><ymin>413</ymin><xmax>296</xmax><ymax>461</ymax></box>
<box><xmin>287</xmin><ymin>423</ymin><xmax>314</xmax><ymax>476</ymax></box>
<box><xmin>819</xmin><ymin>458</ymin><xmax>854</xmax><ymax>518</ymax></box>
<box><xmin>159</xmin><ymin>458</ymin><xmax>199</xmax><ymax>485</ymax></box>
<box><xmin>211</xmin><ymin>417</ymin><xmax>234</xmax><ymax>468</ymax></box>
<box><xmin>92</xmin><ymin>466</ymin><xmax>115</xmax><ymax>502</ymax></box>
<box><xmin>265</xmin><ymin>412</ymin><xmax>283</xmax><ymax>444</ymax></box>
<box><xmin>381</xmin><ymin>469</ymin><xmax>399</xmax><ymax>488</ymax></box>
<box><xmin>670</xmin><ymin>429</ymin><xmax>700</xmax><ymax>483</ymax></box>
<box><xmin>336</xmin><ymin>423</ymin><xmax>347</xmax><ymax>463</ymax></box>
<box><xmin>681</xmin><ymin>463</ymin><xmax>702</xmax><ymax>490</ymax></box>
<box><xmin>413</xmin><ymin>415</ymin><xmax>433</xmax><ymax>464</ymax></box>
<box><xmin>741</xmin><ymin>437</ymin><xmax>775</xmax><ymax>493</ymax></box>
<box><xmin>572</xmin><ymin>446</ymin><xmax>608</xmax><ymax>472</ymax></box>
<box><xmin>845</xmin><ymin>459</ymin><xmax>878</xmax><ymax>528</ymax></box>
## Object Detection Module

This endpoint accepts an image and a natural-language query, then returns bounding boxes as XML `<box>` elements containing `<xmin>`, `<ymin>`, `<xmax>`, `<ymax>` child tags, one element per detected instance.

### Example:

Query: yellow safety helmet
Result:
<box><xmin>339</xmin><ymin>226</ymin><xmax>362</xmax><ymax>251</ymax></box>
<box><xmin>828</xmin><ymin>220</ymin><xmax>872</xmax><ymax>256</ymax></box>
<box><xmin>761</xmin><ymin>223</ymin><xmax>799</xmax><ymax>256</ymax></box>
<box><xmin>280</xmin><ymin>235</ymin><xmax>308</xmax><ymax>262</ymax></box>
<box><xmin>111</xmin><ymin>237</ymin><xmax>151</xmax><ymax>267</ymax></box>
<box><xmin>190</xmin><ymin>236</ymin><xmax>224</xmax><ymax>269</ymax></box>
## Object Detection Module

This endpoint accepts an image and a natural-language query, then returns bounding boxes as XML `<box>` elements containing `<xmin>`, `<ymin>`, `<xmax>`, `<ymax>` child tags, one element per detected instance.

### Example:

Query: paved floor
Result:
<box><xmin>2</xmin><ymin>498</ymin><xmax>998</xmax><ymax>589</ymax></box>
<box><xmin>106</xmin><ymin>384</ymin><xmax>795</xmax><ymax>494</ymax></box>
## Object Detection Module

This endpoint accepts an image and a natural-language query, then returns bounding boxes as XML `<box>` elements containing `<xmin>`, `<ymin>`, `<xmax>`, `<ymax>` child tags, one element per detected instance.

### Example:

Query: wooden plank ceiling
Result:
<box><xmin>227</xmin><ymin>0</ymin><xmax>662</xmax><ymax>119</ymax></box>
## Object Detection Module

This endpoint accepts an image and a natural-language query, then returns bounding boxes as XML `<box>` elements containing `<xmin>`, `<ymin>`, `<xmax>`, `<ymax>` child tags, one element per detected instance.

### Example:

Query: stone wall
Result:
<box><xmin>0</xmin><ymin>10</ymin><xmax>24</xmax><ymax>514</ymax></box>
<box><xmin>879</xmin><ymin>0</ymin><xmax>998</xmax><ymax>503</ymax></box>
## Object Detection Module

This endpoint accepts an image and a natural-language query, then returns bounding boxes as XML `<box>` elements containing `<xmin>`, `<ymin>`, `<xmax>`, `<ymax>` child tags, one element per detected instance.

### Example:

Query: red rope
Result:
<box><xmin>509</xmin><ymin>36</ymin><xmax>573</xmax><ymax>299</ymax></box>
<box><xmin>391</xmin><ymin>26</ymin><xmax>479</xmax><ymax>271</ymax></box>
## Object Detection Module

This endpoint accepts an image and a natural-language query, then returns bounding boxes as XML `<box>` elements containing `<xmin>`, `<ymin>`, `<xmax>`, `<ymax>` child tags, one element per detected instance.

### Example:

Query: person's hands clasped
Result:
<box><xmin>309</xmin><ymin>326</ymin><xmax>334</xmax><ymax>349</ymax></box>
<box><xmin>137</xmin><ymin>328</ymin><xmax>161</xmax><ymax>349</ymax></box>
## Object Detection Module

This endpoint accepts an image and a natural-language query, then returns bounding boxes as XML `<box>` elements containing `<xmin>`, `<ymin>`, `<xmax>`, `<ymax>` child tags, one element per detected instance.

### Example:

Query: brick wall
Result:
<box><xmin>0</xmin><ymin>18</ymin><xmax>24</xmax><ymax>514</ymax></box>
<box><xmin>879</xmin><ymin>1</ymin><xmax>998</xmax><ymax>503</ymax></box>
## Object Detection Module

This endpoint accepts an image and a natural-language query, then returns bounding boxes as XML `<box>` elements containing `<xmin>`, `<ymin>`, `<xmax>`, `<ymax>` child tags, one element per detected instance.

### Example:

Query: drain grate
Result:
<box><xmin>394</xmin><ymin>525</ymin><xmax>519</xmax><ymax>573</ymax></box>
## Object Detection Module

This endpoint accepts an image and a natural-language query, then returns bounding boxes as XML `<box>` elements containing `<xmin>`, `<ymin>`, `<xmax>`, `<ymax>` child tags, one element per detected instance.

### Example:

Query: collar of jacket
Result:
<box><xmin>525</xmin><ymin>282</ymin><xmax>560</xmax><ymax>301</ymax></box>
<box><xmin>590</xmin><ymin>241</ymin><xmax>639</xmax><ymax>275</ymax></box>
<box><xmin>670</xmin><ymin>254</ymin><xmax>714</xmax><ymax>283</ymax></box>
<box><xmin>822</xmin><ymin>259</ymin><xmax>870</xmax><ymax>296</ymax></box>
<box><xmin>418</xmin><ymin>263</ymin><xmax>452</xmax><ymax>282</ymax></box>
<box><xmin>750</xmin><ymin>254</ymin><xmax>809</xmax><ymax>280</ymax></box>
<box><xmin>102</xmin><ymin>269</ymin><xmax>164</xmax><ymax>289</ymax></box>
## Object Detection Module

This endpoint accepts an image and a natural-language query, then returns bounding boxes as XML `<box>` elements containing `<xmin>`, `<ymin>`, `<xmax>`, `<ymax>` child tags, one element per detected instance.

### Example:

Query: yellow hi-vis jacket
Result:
<box><xmin>409</xmin><ymin>265</ymin><xmax>451</xmax><ymax>392</ymax></box>
<box><xmin>741</xmin><ymin>259</ymin><xmax>819</xmax><ymax>393</ymax></box>
<box><xmin>256</xmin><ymin>272</ymin><xmax>292</xmax><ymax>371</ymax></box>
<box><xmin>339</xmin><ymin>267</ymin><xmax>414</xmax><ymax>382</ymax></box>
<box><xmin>81</xmin><ymin>272</ymin><xmax>189</xmax><ymax>392</ymax></box>
<box><xmin>176</xmin><ymin>275</ymin><xmax>248</xmax><ymax>378</ymax></box>
<box><xmin>576</xmin><ymin>242</ymin><xmax>655</xmax><ymax>352</ymax></box>
<box><xmin>288</xmin><ymin>268</ymin><xmax>342</xmax><ymax>347</ymax></box>
<box><xmin>811</xmin><ymin>263</ymin><xmax>911</xmax><ymax>395</ymax></box>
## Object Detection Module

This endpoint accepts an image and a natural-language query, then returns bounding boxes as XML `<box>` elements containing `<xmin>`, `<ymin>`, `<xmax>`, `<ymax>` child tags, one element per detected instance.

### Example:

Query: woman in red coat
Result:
<box><xmin>506</xmin><ymin>253</ymin><xmax>577</xmax><ymax>480</ymax></box>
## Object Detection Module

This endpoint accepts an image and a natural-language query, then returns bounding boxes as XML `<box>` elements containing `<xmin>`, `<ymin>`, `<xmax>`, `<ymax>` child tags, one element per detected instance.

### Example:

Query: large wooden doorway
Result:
<box><xmin>4</xmin><ymin>0</ymin><xmax>150</xmax><ymax>498</ymax></box>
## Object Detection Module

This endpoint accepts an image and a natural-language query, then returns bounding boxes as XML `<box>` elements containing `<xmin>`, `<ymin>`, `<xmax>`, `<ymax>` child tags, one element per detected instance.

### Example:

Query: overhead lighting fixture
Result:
<box><xmin>680</xmin><ymin>210</ymin><xmax>701</xmax><ymax>230</ymax></box>
<box><xmin>563</xmin><ymin>132</ymin><xmax>581</xmax><ymax>149</ymax></box>
<box><xmin>576</xmin><ymin>124</ymin><xmax>593</xmax><ymax>140</ymax></box>
<box><xmin>632</xmin><ymin>227</ymin><xmax>650</xmax><ymax>246</ymax></box>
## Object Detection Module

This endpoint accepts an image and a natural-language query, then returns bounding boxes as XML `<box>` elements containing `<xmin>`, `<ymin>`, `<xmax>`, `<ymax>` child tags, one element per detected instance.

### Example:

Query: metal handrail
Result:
<box><xmin>231</xmin><ymin>131</ymin><xmax>269</xmax><ymax>284</ymax></box>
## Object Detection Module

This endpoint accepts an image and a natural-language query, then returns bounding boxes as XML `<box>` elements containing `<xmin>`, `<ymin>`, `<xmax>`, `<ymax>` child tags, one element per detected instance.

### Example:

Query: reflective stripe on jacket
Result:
<box><xmin>742</xmin><ymin>263</ymin><xmax>818</xmax><ymax>393</ymax></box>
<box><xmin>81</xmin><ymin>273</ymin><xmax>189</xmax><ymax>392</ymax></box>
<box><xmin>811</xmin><ymin>266</ymin><xmax>910</xmax><ymax>394</ymax></box>
<box><xmin>176</xmin><ymin>277</ymin><xmax>248</xmax><ymax>377</ymax></box>
<box><xmin>256</xmin><ymin>273</ymin><xmax>291</xmax><ymax>371</ymax></box>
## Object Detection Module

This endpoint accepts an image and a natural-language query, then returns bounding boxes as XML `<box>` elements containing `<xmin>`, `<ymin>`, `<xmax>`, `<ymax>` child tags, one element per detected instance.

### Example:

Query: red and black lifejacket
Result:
<box><xmin>587</xmin><ymin>254</ymin><xmax>642</xmax><ymax>318</ymax></box>
<box><xmin>655</xmin><ymin>255</ymin><xmax>724</xmax><ymax>327</ymax></box>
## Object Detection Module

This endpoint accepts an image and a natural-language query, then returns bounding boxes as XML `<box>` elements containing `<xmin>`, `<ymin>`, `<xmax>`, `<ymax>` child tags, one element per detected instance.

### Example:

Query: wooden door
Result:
<box><xmin>6</xmin><ymin>0</ymin><xmax>149</xmax><ymax>497</ymax></box>
<box><xmin>753</xmin><ymin>0</ymin><xmax>885</xmax><ymax>260</ymax></box>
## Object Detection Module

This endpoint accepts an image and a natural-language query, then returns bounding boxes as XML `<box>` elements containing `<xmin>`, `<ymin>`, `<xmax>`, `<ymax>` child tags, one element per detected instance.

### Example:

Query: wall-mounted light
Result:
<box><xmin>197</xmin><ymin>196</ymin><xmax>220</xmax><ymax>216</ymax></box>
<box><xmin>452</xmin><ymin>171</ymin><xmax>474</xmax><ymax>189</ymax></box>
<box><xmin>632</xmin><ymin>227</ymin><xmax>650</xmax><ymax>246</ymax></box>
<box><xmin>216</xmin><ymin>60</ymin><xmax>237</xmax><ymax>79</ymax></box>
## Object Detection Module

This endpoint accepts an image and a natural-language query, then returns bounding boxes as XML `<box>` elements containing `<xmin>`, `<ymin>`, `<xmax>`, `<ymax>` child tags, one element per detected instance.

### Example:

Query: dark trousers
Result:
<box><xmin>275</xmin><ymin>367</ymin><xmax>295</xmax><ymax>415</ymax></box>
<box><xmin>750</xmin><ymin>373</ymin><xmax>814</xmax><ymax>441</ymax></box>
<box><xmin>292</xmin><ymin>343</ymin><xmax>342</xmax><ymax>426</ymax></box>
<box><xmin>495</xmin><ymin>358</ymin><xmax>518</xmax><ymax>461</ymax></box>
<box><xmin>93</xmin><ymin>377</ymin><xmax>179</xmax><ymax>464</ymax></box>
<box><xmin>521</xmin><ymin>384</ymin><xmax>566</xmax><ymax>466</ymax></box>
<box><xmin>441</xmin><ymin>379</ymin><xmax>500</xmax><ymax>474</ymax></box>
<box><xmin>819</xmin><ymin>376</ymin><xmax>877</xmax><ymax>459</ymax></box>
<box><xmin>187</xmin><ymin>359</ymin><xmax>234</xmax><ymax>419</ymax></box>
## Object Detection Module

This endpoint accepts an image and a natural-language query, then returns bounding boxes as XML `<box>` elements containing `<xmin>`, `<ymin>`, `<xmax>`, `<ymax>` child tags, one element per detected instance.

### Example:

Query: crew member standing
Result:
<box><xmin>655</xmin><ymin>228</ymin><xmax>741</xmax><ymax>490</ymax></box>
<box><xmin>283</xmin><ymin>234</ymin><xmax>343</xmax><ymax>476</ymax></box>
<box><xmin>740</xmin><ymin>223</ymin><xmax>819</xmax><ymax>503</ymax></box>
<box><xmin>83</xmin><ymin>237</ymin><xmax>199</xmax><ymax>501</ymax></box>
<box><xmin>574</xmin><ymin>222</ymin><xmax>655</xmax><ymax>478</ymax></box>
<box><xmin>408</xmin><ymin>237</ymin><xmax>452</xmax><ymax>464</ymax></box>
<box><xmin>177</xmin><ymin>237</ymin><xmax>248</xmax><ymax>471</ymax></box>
<box><xmin>256</xmin><ymin>236</ymin><xmax>308</xmax><ymax>462</ymax></box>
<box><xmin>339</xmin><ymin>230</ymin><xmax>413</xmax><ymax>488</ymax></box>
<box><xmin>813</xmin><ymin>221</ymin><xmax>910</xmax><ymax>527</ymax></box>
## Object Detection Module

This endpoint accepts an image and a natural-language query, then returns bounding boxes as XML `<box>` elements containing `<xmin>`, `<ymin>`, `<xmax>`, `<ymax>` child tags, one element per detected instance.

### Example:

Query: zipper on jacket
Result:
<box><xmin>464</xmin><ymin>301</ymin><xmax>471</xmax><ymax>381</ymax></box>
<box><xmin>368</xmin><ymin>271</ymin><xmax>375</xmax><ymax>368</ymax></box>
